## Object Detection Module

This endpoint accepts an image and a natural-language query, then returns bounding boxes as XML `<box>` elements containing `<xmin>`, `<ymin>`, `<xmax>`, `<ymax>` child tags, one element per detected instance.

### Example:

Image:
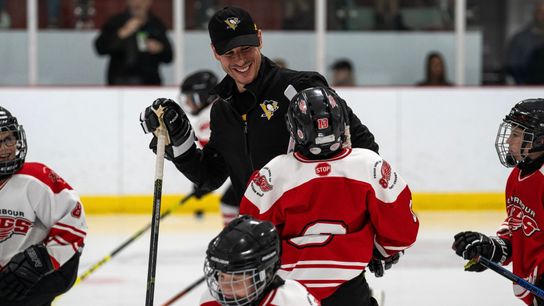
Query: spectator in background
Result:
<box><xmin>374</xmin><ymin>0</ymin><xmax>409</xmax><ymax>30</ymax></box>
<box><xmin>505</xmin><ymin>2</ymin><xmax>544</xmax><ymax>85</ymax></box>
<box><xmin>46</xmin><ymin>0</ymin><xmax>60</xmax><ymax>28</ymax></box>
<box><xmin>331</xmin><ymin>58</ymin><xmax>356</xmax><ymax>86</ymax></box>
<box><xmin>282</xmin><ymin>0</ymin><xmax>314</xmax><ymax>30</ymax></box>
<box><xmin>0</xmin><ymin>0</ymin><xmax>10</xmax><ymax>29</ymax></box>
<box><xmin>416</xmin><ymin>51</ymin><xmax>452</xmax><ymax>86</ymax></box>
<box><xmin>94</xmin><ymin>0</ymin><xmax>173</xmax><ymax>85</ymax></box>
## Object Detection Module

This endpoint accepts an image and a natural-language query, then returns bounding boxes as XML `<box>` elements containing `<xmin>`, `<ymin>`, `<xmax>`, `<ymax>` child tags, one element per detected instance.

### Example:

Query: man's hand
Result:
<box><xmin>118</xmin><ymin>17</ymin><xmax>144</xmax><ymax>39</ymax></box>
<box><xmin>146</xmin><ymin>38</ymin><xmax>164</xmax><ymax>54</ymax></box>
<box><xmin>0</xmin><ymin>244</ymin><xmax>54</xmax><ymax>301</ymax></box>
<box><xmin>140</xmin><ymin>98</ymin><xmax>195</xmax><ymax>159</ymax></box>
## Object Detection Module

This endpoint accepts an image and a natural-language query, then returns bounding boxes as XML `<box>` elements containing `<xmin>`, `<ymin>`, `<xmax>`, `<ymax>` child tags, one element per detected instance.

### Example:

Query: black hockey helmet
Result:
<box><xmin>0</xmin><ymin>106</ymin><xmax>27</xmax><ymax>180</ymax></box>
<box><xmin>179</xmin><ymin>70</ymin><xmax>218</xmax><ymax>115</ymax></box>
<box><xmin>496</xmin><ymin>98</ymin><xmax>544</xmax><ymax>167</ymax></box>
<box><xmin>286</xmin><ymin>87</ymin><xmax>347</xmax><ymax>158</ymax></box>
<box><xmin>204</xmin><ymin>215</ymin><xmax>280</xmax><ymax>306</ymax></box>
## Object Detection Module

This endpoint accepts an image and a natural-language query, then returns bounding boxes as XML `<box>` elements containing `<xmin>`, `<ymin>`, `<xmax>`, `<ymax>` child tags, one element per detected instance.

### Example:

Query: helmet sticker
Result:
<box><xmin>297</xmin><ymin>129</ymin><xmax>304</xmax><ymax>140</ymax></box>
<box><xmin>317</xmin><ymin>118</ymin><xmax>329</xmax><ymax>130</ymax></box>
<box><xmin>298</xmin><ymin>100</ymin><xmax>307</xmax><ymax>114</ymax></box>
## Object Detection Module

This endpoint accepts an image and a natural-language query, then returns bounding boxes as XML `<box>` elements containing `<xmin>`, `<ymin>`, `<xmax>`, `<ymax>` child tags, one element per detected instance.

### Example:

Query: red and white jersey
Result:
<box><xmin>240</xmin><ymin>148</ymin><xmax>419</xmax><ymax>300</ymax></box>
<box><xmin>189</xmin><ymin>105</ymin><xmax>212</xmax><ymax>147</ymax></box>
<box><xmin>0</xmin><ymin>162</ymin><xmax>87</xmax><ymax>270</ymax></box>
<box><xmin>497</xmin><ymin>166</ymin><xmax>544</xmax><ymax>305</ymax></box>
<box><xmin>199</xmin><ymin>279</ymin><xmax>320</xmax><ymax>306</ymax></box>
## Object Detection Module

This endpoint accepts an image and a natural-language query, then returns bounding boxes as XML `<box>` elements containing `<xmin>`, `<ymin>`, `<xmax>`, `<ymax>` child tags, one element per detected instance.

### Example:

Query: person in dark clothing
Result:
<box><xmin>94</xmin><ymin>0</ymin><xmax>173</xmax><ymax>85</ymax></box>
<box><xmin>505</xmin><ymin>2</ymin><xmax>544</xmax><ymax>85</ymax></box>
<box><xmin>139</xmin><ymin>6</ymin><xmax>379</xmax><ymax>210</ymax></box>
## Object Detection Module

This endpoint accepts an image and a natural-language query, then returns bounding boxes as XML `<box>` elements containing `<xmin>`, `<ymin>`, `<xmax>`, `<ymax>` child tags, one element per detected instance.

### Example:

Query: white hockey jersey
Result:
<box><xmin>190</xmin><ymin>105</ymin><xmax>212</xmax><ymax>147</ymax></box>
<box><xmin>0</xmin><ymin>162</ymin><xmax>87</xmax><ymax>270</ymax></box>
<box><xmin>199</xmin><ymin>279</ymin><xmax>320</xmax><ymax>306</ymax></box>
<box><xmin>240</xmin><ymin>148</ymin><xmax>419</xmax><ymax>300</ymax></box>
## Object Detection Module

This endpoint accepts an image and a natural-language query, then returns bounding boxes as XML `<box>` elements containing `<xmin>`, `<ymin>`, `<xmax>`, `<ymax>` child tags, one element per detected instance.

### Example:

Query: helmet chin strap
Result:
<box><xmin>518</xmin><ymin>153</ymin><xmax>544</xmax><ymax>175</ymax></box>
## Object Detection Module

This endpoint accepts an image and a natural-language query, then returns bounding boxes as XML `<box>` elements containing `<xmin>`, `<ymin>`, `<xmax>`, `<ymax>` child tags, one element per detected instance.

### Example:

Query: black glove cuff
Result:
<box><xmin>24</xmin><ymin>244</ymin><xmax>54</xmax><ymax>277</ymax></box>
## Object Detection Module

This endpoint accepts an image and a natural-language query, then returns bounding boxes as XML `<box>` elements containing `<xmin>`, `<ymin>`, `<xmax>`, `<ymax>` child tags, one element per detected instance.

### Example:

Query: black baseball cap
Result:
<box><xmin>208</xmin><ymin>7</ymin><xmax>260</xmax><ymax>55</ymax></box>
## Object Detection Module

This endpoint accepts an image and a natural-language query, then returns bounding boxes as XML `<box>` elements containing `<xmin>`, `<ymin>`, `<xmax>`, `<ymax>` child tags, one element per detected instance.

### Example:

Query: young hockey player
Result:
<box><xmin>0</xmin><ymin>106</ymin><xmax>87</xmax><ymax>305</ymax></box>
<box><xmin>239</xmin><ymin>87</ymin><xmax>419</xmax><ymax>306</ymax></box>
<box><xmin>200</xmin><ymin>215</ymin><xmax>320</xmax><ymax>306</ymax></box>
<box><xmin>453</xmin><ymin>98</ymin><xmax>544</xmax><ymax>305</ymax></box>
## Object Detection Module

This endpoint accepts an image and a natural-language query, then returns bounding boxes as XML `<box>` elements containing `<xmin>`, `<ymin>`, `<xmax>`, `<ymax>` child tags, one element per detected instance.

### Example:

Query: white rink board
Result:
<box><xmin>1</xmin><ymin>87</ymin><xmax>544</xmax><ymax>196</ymax></box>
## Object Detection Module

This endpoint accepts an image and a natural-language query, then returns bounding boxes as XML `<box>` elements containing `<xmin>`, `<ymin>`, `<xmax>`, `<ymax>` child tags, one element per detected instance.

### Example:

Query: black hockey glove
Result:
<box><xmin>0</xmin><ymin>244</ymin><xmax>54</xmax><ymax>301</ymax></box>
<box><xmin>452</xmin><ymin>231</ymin><xmax>512</xmax><ymax>272</ymax></box>
<box><xmin>140</xmin><ymin>98</ymin><xmax>195</xmax><ymax>159</ymax></box>
<box><xmin>367</xmin><ymin>249</ymin><xmax>402</xmax><ymax>278</ymax></box>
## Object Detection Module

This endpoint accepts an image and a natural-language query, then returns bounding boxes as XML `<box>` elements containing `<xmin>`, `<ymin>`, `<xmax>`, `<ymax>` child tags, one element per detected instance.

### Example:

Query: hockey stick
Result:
<box><xmin>161</xmin><ymin>275</ymin><xmax>206</xmax><ymax>306</ymax></box>
<box><xmin>146</xmin><ymin>105</ymin><xmax>169</xmax><ymax>306</ymax></box>
<box><xmin>466</xmin><ymin>256</ymin><xmax>544</xmax><ymax>299</ymax></box>
<box><xmin>74</xmin><ymin>192</ymin><xmax>195</xmax><ymax>285</ymax></box>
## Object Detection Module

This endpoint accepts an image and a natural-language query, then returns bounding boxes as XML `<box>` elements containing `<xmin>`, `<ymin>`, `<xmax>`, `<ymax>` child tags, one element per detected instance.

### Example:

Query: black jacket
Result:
<box><xmin>173</xmin><ymin>56</ymin><xmax>379</xmax><ymax>205</ymax></box>
<box><xmin>94</xmin><ymin>10</ymin><xmax>173</xmax><ymax>85</ymax></box>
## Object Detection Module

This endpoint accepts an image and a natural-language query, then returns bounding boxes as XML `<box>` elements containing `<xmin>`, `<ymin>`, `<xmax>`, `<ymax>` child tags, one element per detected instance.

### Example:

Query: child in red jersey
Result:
<box><xmin>453</xmin><ymin>98</ymin><xmax>544</xmax><ymax>305</ymax></box>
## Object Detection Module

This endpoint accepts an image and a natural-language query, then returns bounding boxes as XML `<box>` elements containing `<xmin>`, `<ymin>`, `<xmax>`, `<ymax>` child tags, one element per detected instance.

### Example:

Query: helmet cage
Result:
<box><xmin>0</xmin><ymin>123</ymin><xmax>27</xmax><ymax>178</ymax></box>
<box><xmin>204</xmin><ymin>257</ymin><xmax>276</xmax><ymax>306</ymax></box>
<box><xmin>495</xmin><ymin>120</ymin><xmax>534</xmax><ymax>167</ymax></box>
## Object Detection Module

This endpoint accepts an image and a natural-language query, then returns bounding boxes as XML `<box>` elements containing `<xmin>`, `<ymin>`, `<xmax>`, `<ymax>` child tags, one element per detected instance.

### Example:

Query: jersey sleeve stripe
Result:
<box><xmin>303</xmin><ymin>282</ymin><xmax>344</xmax><ymax>288</ymax></box>
<box><xmin>281</xmin><ymin>260</ymin><xmax>367</xmax><ymax>269</ymax></box>
<box><xmin>53</xmin><ymin>223</ymin><xmax>87</xmax><ymax>238</ymax></box>
<box><xmin>278</xmin><ymin>267</ymin><xmax>363</xmax><ymax>281</ymax></box>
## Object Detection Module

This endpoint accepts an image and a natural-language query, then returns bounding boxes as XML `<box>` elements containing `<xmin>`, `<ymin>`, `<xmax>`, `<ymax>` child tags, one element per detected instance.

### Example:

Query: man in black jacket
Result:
<box><xmin>94</xmin><ymin>0</ymin><xmax>173</xmax><ymax>85</ymax></box>
<box><xmin>140</xmin><ymin>6</ymin><xmax>378</xmax><ymax>212</ymax></box>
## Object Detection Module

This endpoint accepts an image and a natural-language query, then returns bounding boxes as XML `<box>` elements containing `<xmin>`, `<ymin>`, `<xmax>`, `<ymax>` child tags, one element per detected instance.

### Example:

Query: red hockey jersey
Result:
<box><xmin>199</xmin><ymin>279</ymin><xmax>320</xmax><ymax>306</ymax></box>
<box><xmin>497</xmin><ymin>166</ymin><xmax>544</xmax><ymax>305</ymax></box>
<box><xmin>0</xmin><ymin>163</ymin><xmax>87</xmax><ymax>270</ymax></box>
<box><xmin>240</xmin><ymin>148</ymin><xmax>419</xmax><ymax>300</ymax></box>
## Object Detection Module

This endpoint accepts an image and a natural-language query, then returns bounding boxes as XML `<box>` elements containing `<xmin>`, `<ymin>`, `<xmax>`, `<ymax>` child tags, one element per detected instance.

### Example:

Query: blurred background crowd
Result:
<box><xmin>1</xmin><ymin>0</ymin><xmax>543</xmax><ymax>87</ymax></box>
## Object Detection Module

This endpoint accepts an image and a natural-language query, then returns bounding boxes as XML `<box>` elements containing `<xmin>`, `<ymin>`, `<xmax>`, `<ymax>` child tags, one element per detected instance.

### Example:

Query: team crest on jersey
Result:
<box><xmin>373</xmin><ymin>160</ymin><xmax>398</xmax><ymax>189</ymax></box>
<box><xmin>0</xmin><ymin>215</ymin><xmax>32</xmax><ymax>243</ymax></box>
<box><xmin>506</xmin><ymin>196</ymin><xmax>541</xmax><ymax>237</ymax></box>
<box><xmin>250</xmin><ymin>167</ymin><xmax>273</xmax><ymax>196</ymax></box>
<box><xmin>315</xmin><ymin>162</ymin><xmax>331</xmax><ymax>176</ymax></box>
<box><xmin>224</xmin><ymin>17</ymin><xmax>240</xmax><ymax>30</ymax></box>
<box><xmin>260</xmin><ymin>100</ymin><xmax>279</xmax><ymax>120</ymax></box>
